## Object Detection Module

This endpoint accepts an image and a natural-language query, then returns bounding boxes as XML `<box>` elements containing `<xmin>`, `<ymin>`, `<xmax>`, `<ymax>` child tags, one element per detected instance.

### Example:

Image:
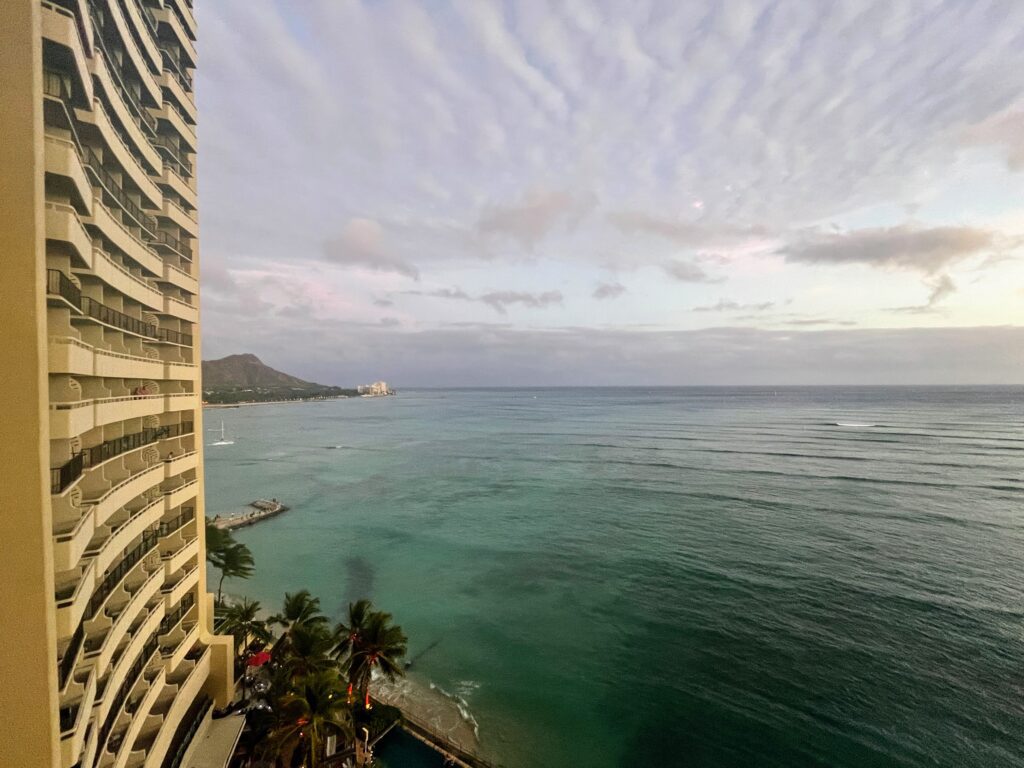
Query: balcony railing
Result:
<box><xmin>156</xmin><ymin>327</ymin><xmax>193</xmax><ymax>346</ymax></box>
<box><xmin>97</xmin><ymin>637</ymin><xmax>158</xmax><ymax>753</ymax></box>
<box><xmin>89</xmin><ymin>3</ymin><xmax>158</xmax><ymax>136</ymax></box>
<box><xmin>51</xmin><ymin>421</ymin><xmax>194</xmax><ymax>494</ymax></box>
<box><xmin>160</xmin><ymin>48</ymin><xmax>192</xmax><ymax>91</ymax></box>
<box><xmin>80</xmin><ymin>296</ymin><xmax>156</xmax><ymax>337</ymax></box>
<box><xmin>166</xmin><ymin>696</ymin><xmax>212</xmax><ymax>768</ymax></box>
<box><xmin>47</xmin><ymin>268</ymin><xmax>83</xmax><ymax>309</ymax></box>
<box><xmin>85</xmin><ymin>529</ymin><xmax>159</xmax><ymax>621</ymax></box>
<box><xmin>159</xmin><ymin>592</ymin><xmax>195</xmax><ymax>636</ymax></box>
<box><xmin>152</xmin><ymin>227</ymin><xmax>192</xmax><ymax>261</ymax></box>
<box><xmin>83</xmin><ymin>145</ymin><xmax>158</xmax><ymax>236</ymax></box>
<box><xmin>159</xmin><ymin>507</ymin><xmax>195</xmax><ymax>538</ymax></box>
<box><xmin>58</xmin><ymin>622</ymin><xmax>86</xmax><ymax>690</ymax></box>
<box><xmin>152</xmin><ymin>134</ymin><xmax>193</xmax><ymax>178</ymax></box>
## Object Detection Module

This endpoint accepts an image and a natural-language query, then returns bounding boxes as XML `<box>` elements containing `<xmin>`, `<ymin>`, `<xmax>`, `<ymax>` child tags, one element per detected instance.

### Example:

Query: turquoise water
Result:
<box><xmin>205</xmin><ymin>388</ymin><xmax>1024</xmax><ymax>767</ymax></box>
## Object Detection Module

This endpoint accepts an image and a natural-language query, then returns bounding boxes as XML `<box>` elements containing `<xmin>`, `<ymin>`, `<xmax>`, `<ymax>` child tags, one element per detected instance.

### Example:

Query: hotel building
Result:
<box><xmin>0</xmin><ymin>2</ymin><xmax>233</xmax><ymax>767</ymax></box>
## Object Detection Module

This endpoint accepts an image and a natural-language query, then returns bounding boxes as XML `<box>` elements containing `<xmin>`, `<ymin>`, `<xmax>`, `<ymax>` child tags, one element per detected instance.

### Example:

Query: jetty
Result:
<box><xmin>211</xmin><ymin>499</ymin><xmax>288</xmax><ymax>530</ymax></box>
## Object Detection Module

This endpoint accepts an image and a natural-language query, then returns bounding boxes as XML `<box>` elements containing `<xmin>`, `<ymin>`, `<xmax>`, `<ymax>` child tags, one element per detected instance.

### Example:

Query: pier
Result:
<box><xmin>211</xmin><ymin>499</ymin><xmax>288</xmax><ymax>530</ymax></box>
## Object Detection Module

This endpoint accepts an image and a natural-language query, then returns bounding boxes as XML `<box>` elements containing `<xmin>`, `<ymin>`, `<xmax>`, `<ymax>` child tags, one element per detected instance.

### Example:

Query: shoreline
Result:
<box><xmin>203</xmin><ymin>396</ymin><xmax>352</xmax><ymax>409</ymax></box>
<box><xmin>203</xmin><ymin>393</ymin><xmax>396</xmax><ymax>409</ymax></box>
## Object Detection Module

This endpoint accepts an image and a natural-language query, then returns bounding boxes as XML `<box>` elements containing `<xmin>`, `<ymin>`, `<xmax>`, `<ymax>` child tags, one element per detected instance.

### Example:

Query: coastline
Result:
<box><xmin>203</xmin><ymin>393</ymin><xmax>396</xmax><ymax>409</ymax></box>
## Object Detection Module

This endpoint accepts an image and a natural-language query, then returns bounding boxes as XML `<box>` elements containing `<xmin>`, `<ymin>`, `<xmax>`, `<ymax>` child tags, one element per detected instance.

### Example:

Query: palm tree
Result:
<box><xmin>209</xmin><ymin>542</ymin><xmax>255</xmax><ymax>603</ymax></box>
<box><xmin>269</xmin><ymin>589</ymin><xmax>328</xmax><ymax>655</ymax></box>
<box><xmin>348</xmin><ymin>611</ymin><xmax>408</xmax><ymax>709</ymax></box>
<box><xmin>205</xmin><ymin>520</ymin><xmax>234</xmax><ymax>560</ymax></box>
<box><xmin>264</xmin><ymin>671</ymin><xmax>353</xmax><ymax>768</ymax></box>
<box><xmin>333</xmin><ymin>599</ymin><xmax>373</xmax><ymax>702</ymax></box>
<box><xmin>220</xmin><ymin>598</ymin><xmax>272</xmax><ymax>659</ymax></box>
<box><xmin>284</xmin><ymin>623</ymin><xmax>337</xmax><ymax>680</ymax></box>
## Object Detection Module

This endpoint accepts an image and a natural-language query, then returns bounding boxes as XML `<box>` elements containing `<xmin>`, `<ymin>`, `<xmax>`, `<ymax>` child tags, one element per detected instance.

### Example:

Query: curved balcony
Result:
<box><xmin>161</xmin><ymin>564</ymin><xmax>199</xmax><ymax>608</ymax></box>
<box><xmin>161</xmin><ymin>620</ymin><xmax>199</xmax><ymax>673</ymax></box>
<box><xmin>86</xmin><ymin>196</ymin><xmax>164</xmax><ymax>276</ymax></box>
<box><xmin>159</xmin><ymin>163</ymin><xmax>196</xmax><ymax>209</ymax></box>
<box><xmin>96</xmin><ymin>606</ymin><xmax>164</xmax><ymax>729</ymax></box>
<box><xmin>111</xmin><ymin>666</ymin><xmax>166</xmax><ymax>768</ymax></box>
<box><xmin>161</xmin><ymin>536</ymin><xmax>198</xmax><ymax>578</ymax></box>
<box><xmin>46</xmin><ymin>201</ymin><xmax>94</xmax><ymax>267</ymax></box>
<box><xmin>89</xmin><ymin>50</ymin><xmax>162</xmax><ymax>172</ymax></box>
<box><xmin>42</xmin><ymin>0</ymin><xmax>94</xmax><ymax>106</ymax></box>
<box><xmin>96</xmin><ymin>638</ymin><xmax>159</xmax><ymax>760</ymax></box>
<box><xmin>155</xmin><ymin>327</ymin><xmax>194</xmax><ymax>348</ymax></box>
<box><xmin>160</xmin><ymin>69</ymin><xmax>196</xmax><ymax>124</ymax></box>
<box><xmin>81</xmin><ymin>101</ymin><xmax>161</xmax><ymax>206</ymax></box>
<box><xmin>167</xmin><ymin>0</ymin><xmax>197</xmax><ymax>43</ymax></box>
<box><xmin>142</xmin><ymin>646</ymin><xmax>210</xmax><ymax>768</ymax></box>
<box><xmin>152</xmin><ymin>228</ymin><xmax>193</xmax><ymax>264</ymax></box>
<box><xmin>79</xmin><ymin>247</ymin><xmax>164</xmax><ymax>311</ymax></box>
<box><xmin>163</xmin><ymin>478</ymin><xmax>198</xmax><ymax>511</ymax></box>
<box><xmin>160</xmin><ymin>261</ymin><xmax>197</xmax><ymax>294</ymax></box>
<box><xmin>90</xmin><ymin>499</ymin><xmax>166</xmax><ymax>577</ymax></box>
<box><xmin>93</xmin><ymin>0</ymin><xmax>161</xmax><ymax>106</ymax></box>
<box><xmin>163</xmin><ymin>451</ymin><xmax>197</xmax><ymax>479</ymax></box>
<box><xmin>45</xmin><ymin>133</ymin><xmax>93</xmax><ymax>214</ymax></box>
<box><xmin>120</xmin><ymin>0</ymin><xmax>162</xmax><ymax>75</ymax></box>
<box><xmin>160</xmin><ymin>295</ymin><xmax>198</xmax><ymax>324</ymax></box>
<box><xmin>82</xmin><ymin>531</ymin><xmax>160</xmax><ymax>637</ymax></box>
<box><xmin>56</xmin><ymin>558</ymin><xmax>97</xmax><ymax>637</ymax></box>
<box><xmin>50</xmin><ymin>420</ymin><xmax>194</xmax><ymax>496</ymax></box>
<box><xmin>85</xmin><ymin>577</ymin><xmax>164</xmax><ymax>683</ymax></box>
<box><xmin>158</xmin><ymin>196</ymin><xmax>197</xmax><ymax>237</ymax></box>
<box><xmin>59</xmin><ymin>666</ymin><xmax>97</xmax><ymax>768</ymax></box>
<box><xmin>152</xmin><ymin>102</ymin><xmax>195</xmax><ymax>152</ymax></box>
<box><xmin>53</xmin><ymin>468</ymin><xmax>162</xmax><ymax>572</ymax></box>
<box><xmin>50</xmin><ymin>394</ymin><xmax>166</xmax><ymax>440</ymax></box>
<box><xmin>154</xmin><ymin>7</ymin><xmax>196</xmax><ymax>67</ymax></box>
<box><xmin>83</xmin><ymin>142</ymin><xmax>161</xmax><ymax>235</ymax></box>
<box><xmin>49</xmin><ymin>335</ymin><xmax>168</xmax><ymax>380</ymax></box>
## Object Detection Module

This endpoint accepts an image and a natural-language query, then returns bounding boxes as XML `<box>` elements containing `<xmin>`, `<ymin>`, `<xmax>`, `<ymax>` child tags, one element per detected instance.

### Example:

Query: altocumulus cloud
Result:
<box><xmin>323</xmin><ymin>219</ymin><xmax>420</xmax><ymax>280</ymax></box>
<box><xmin>779</xmin><ymin>225</ymin><xmax>1000</xmax><ymax>274</ymax></box>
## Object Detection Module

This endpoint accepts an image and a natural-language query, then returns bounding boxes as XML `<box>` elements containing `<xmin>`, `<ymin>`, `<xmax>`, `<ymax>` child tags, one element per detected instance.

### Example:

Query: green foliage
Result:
<box><xmin>219</xmin><ymin>598</ymin><xmax>272</xmax><ymax>659</ymax></box>
<box><xmin>233</xmin><ymin>588</ymin><xmax>408</xmax><ymax>765</ymax></box>
<box><xmin>209</xmin><ymin>541</ymin><xmax>255</xmax><ymax>603</ymax></box>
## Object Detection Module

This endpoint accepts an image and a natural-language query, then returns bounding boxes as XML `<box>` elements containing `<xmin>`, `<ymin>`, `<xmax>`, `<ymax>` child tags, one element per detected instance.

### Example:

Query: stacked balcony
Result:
<box><xmin>41</xmin><ymin>4</ymin><xmax>214</xmax><ymax>768</ymax></box>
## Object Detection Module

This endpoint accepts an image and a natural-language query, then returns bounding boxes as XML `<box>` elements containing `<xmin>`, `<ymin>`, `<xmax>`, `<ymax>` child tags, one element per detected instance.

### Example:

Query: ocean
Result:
<box><xmin>203</xmin><ymin>387</ymin><xmax>1024</xmax><ymax>767</ymax></box>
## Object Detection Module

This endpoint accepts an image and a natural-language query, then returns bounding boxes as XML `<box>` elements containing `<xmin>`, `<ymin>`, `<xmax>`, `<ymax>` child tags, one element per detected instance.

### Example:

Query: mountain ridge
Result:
<box><xmin>202</xmin><ymin>354</ymin><xmax>357</xmax><ymax>404</ymax></box>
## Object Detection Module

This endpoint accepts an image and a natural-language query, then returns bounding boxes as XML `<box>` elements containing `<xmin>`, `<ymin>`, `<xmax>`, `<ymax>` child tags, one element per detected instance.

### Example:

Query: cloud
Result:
<box><xmin>693</xmin><ymin>299</ymin><xmax>774</xmax><ymax>312</ymax></box>
<box><xmin>609</xmin><ymin>212</ymin><xmax>771</xmax><ymax>249</ymax></box>
<box><xmin>890</xmin><ymin>273</ymin><xmax>957</xmax><ymax>314</ymax></box>
<box><xmin>593</xmin><ymin>282</ymin><xmax>627</xmax><ymax>300</ymax></box>
<box><xmin>373</xmin><ymin>298</ymin><xmax>394</xmax><ymax>307</ymax></box>
<box><xmin>323</xmin><ymin>218</ymin><xmax>420</xmax><ymax>279</ymax></box>
<box><xmin>479</xmin><ymin>290</ymin><xmax>563</xmax><ymax>314</ymax></box>
<box><xmin>204</xmin><ymin>322</ymin><xmax>1024</xmax><ymax>387</ymax></box>
<box><xmin>404</xmin><ymin>286</ymin><xmax>563</xmax><ymax>314</ymax></box>
<box><xmin>779</xmin><ymin>225</ymin><xmax>998</xmax><ymax>274</ymax></box>
<box><xmin>663</xmin><ymin>260</ymin><xmax>721</xmax><ymax>283</ymax></box>
<box><xmin>781</xmin><ymin>318</ymin><xmax>858</xmax><ymax>327</ymax></box>
<box><xmin>478</xmin><ymin>190</ymin><xmax>595</xmax><ymax>247</ymax></box>
<box><xmin>963</xmin><ymin>109</ymin><xmax>1024</xmax><ymax>171</ymax></box>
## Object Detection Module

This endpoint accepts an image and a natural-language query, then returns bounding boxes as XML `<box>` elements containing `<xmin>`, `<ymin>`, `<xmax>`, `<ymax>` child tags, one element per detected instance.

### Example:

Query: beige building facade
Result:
<box><xmin>0</xmin><ymin>2</ymin><xmax>233</xmax><ymax>767</ymax></box>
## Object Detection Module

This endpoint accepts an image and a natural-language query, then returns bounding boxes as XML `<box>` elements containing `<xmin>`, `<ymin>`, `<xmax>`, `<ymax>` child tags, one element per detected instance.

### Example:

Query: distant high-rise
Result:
<box><xmin>0</xmin><ymin>2</ymin><xmax>233</xmax><ymax>767</ymax></box>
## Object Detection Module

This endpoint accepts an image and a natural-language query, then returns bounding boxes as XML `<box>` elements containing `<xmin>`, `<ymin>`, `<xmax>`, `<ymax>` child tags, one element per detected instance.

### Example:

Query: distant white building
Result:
<box><xmin>357</xmin><ymin>381</ymin><xmax>392</xmax><ymax>396</ymax></box>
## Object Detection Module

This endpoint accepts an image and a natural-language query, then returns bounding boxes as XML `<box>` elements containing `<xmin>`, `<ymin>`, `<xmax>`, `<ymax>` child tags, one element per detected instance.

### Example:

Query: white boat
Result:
<box><xmin>210</xmin><ymin>421</ymin><xmax>234</xmax><ymax>446</ymax></box>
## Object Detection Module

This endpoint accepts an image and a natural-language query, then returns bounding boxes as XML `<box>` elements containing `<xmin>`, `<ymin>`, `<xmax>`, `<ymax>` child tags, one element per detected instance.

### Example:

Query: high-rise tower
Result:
<box><xmin>0</xmin><ymin>2</ymin><xmax>233</xmax><ymax>767</ymax></box>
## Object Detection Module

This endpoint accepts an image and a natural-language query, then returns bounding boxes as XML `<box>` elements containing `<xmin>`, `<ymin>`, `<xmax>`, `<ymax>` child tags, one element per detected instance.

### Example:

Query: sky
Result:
<box><xmin>196</xmin><ymin>0</ymin><xmax>1024</xmax><ymax>386</ymax></box>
